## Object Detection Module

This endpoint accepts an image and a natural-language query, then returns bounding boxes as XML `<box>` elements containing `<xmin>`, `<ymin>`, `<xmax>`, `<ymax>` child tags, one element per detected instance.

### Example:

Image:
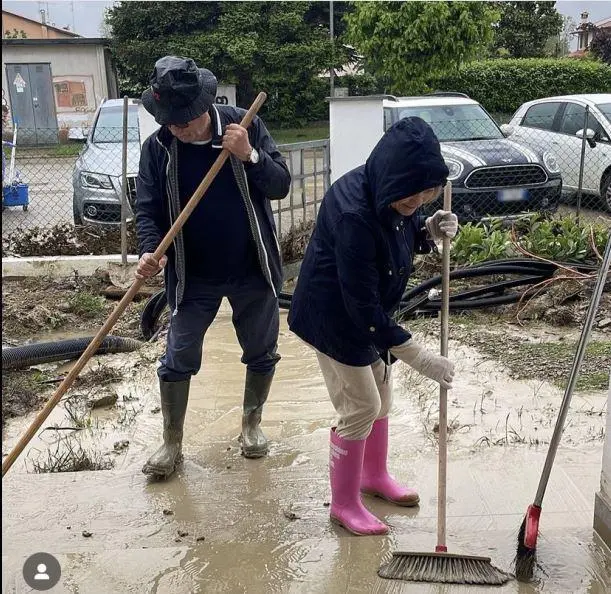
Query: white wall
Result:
<box><xmin>602</xmin><ymin>372</ymin><xmax>611</xmax><ymax>499</ymax></box>
<box><xmin>2</xmin><ymin>44</ymin><xmax>110</xmax><ymax>132</ymax></box>
<box><xmin>329</xmin><ymin>96</ymin><xmax>386</xmax><ymax>184</ymax></box>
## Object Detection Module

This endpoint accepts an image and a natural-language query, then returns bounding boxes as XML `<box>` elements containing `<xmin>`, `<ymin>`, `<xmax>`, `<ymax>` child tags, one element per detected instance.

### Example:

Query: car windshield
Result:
<box><xmin>92</xmin><ymin>106</ymin><xmax>139</xmax><ymax>143</ymax></box>
<box><xmin>598</xmin><ymin>102</ymin><xmax>611</xmax><ymax>125</ymax></box>
<box><xmin>393</xmin><ymin>104</ymin><xmax>503</xmax><ymax>142</ymax></box>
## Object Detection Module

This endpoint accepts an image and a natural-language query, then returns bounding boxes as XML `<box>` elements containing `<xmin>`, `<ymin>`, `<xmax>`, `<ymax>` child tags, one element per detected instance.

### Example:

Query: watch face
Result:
<box><xmin>251</xmin><ymin>148</ymin><xmax>259</xmax><ymax>164</ymax></box>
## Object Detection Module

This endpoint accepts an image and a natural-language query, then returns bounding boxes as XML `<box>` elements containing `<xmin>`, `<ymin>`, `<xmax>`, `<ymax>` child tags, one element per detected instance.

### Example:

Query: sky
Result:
<box><xmin>3</xmin><ymin>1</ymin><xmax>610</xmax><ymax>47</ymax></box>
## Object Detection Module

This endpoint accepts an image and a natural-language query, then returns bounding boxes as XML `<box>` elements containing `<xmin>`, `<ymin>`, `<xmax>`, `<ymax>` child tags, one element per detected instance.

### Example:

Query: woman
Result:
<box><xmin>288</xmin><ymin>117</ymin><xmax>457</xmax><ymax>536</ymax></box>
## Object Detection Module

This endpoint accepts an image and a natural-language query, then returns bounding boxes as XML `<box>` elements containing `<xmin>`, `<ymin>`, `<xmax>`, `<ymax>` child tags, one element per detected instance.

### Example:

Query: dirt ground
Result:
<box><xmin>2</xmin><ymin>268</ymin><xmax>610</xmax><ymax>428</ymax></box>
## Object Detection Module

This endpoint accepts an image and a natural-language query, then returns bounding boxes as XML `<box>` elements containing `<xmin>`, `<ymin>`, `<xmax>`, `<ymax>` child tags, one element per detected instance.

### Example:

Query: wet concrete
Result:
<box><xmin>2</xmin><ymin>309</ymin><xmax>610</xmax><ymax>593</ymax></box>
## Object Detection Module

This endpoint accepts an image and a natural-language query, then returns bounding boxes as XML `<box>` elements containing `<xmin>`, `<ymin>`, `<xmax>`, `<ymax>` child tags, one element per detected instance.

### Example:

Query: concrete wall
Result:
<box><xmin>329</xmin><ymin>96</ymin><xmax>386</xmax><ymax>184</ymax></box>
<box><xmin>594</xmin><ymin>371</ymin><xmax>611</xmax><ymax>548</ymax></box>
<box><xmin>2</xmin><ymin>43</ymin><xmax>112</xmax><ymax>132</ymax></box>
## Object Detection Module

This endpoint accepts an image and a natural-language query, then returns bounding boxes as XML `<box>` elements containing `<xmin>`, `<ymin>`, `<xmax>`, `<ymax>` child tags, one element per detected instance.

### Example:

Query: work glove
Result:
<box><xmin>390</xmin><ymin>340</ymin><xmax>455</xmax><ymax>390</ymax></box>
<box><xmin>425</xmin><ymin>210</ymin><xmax>458</xmax><ymax>241</ymax></box>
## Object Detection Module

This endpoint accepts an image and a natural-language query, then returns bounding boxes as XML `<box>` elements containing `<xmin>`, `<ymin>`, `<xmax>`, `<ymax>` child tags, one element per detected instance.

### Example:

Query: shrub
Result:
<box><xmin>430</xmin><ymin>58</ymin><xmax>611</xmax><ymax>114</ymax></box>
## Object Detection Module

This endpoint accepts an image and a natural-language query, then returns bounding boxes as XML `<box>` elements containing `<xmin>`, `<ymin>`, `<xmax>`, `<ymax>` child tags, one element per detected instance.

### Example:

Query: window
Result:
<box><xmin>92</xmin><ymin>105</ymin><xmax>139</xmax><ymax>143</ymax></box>
<box><xmin>598</xmin><ymin>103</ymin><xmax>611</xmax><ymax>125</ymax></box>
<box><xmin>521</xmin><ymin>102</ymin><xmax>561</xmax><ymax>131</ymax></box>
<box><xmin>559</xmin><ymin>102</ymin><xmax>610</xmax><ymax>141</ymax></box>
<box><xmin>383</xmin><ymin>108</ymin><xmax>394</xmax><ymax>132</ymax></box>
<box><xmin>391</xmin><ymin>104</ymin><xmax>503</xmax><ymax>142</ymax></box>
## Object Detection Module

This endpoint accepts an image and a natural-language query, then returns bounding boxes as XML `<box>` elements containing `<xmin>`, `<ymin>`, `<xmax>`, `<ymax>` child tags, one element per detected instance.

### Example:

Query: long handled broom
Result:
<box><xmin>514</xmin><ymin>231</ymin><xmax>611</xmax><ymax>582</ymax></box>
<box><xmin>1</xmin><ymin>92</ymin><xmax>268</xmax><ymax>478</ymax></box>
<box><xmin>378</xmin><ymin>182</ymin><xmax>510</xmax><ymax>585</ymax></box>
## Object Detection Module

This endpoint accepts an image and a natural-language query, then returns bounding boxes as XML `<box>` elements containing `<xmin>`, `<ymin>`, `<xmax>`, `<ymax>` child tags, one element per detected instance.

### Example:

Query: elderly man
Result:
<box><xmin>136</xmin><ymin>56</ymin><xmax>290</xmax><ymax>478</ymax></box>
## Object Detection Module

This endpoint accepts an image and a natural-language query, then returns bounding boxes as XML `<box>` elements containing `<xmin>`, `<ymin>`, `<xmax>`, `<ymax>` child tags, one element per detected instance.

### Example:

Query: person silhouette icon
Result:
<box><xmin>34</xmin><ymin>564</ymin><xmax>49</xmax><ymax>581</ymax></box>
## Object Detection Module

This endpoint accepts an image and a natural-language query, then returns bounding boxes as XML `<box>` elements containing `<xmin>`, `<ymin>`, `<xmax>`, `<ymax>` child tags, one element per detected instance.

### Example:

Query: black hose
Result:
<box><xmin>140</xmin><ymin>289</ymin><xmax>168</xmax><ymax>340</ymax></box>
<box><xmin>145</xmin><ymin>258</ymin><xmax>600</xmax><ymax>326</ymax></box>
<box><xmin>2</xmin><ymin>335</ymin><xmax>143</xmax><ymax>371</ymax></box>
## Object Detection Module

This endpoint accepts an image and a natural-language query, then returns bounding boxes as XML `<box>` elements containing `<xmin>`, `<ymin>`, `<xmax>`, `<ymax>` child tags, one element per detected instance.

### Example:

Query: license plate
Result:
<box><xmin>498</xmin><ymin>188</ymin><xmax>528</xmax><ymax>202</ymax></box>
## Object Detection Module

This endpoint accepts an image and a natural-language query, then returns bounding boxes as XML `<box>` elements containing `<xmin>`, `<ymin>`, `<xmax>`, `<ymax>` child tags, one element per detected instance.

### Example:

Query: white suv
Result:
<box><xmin>504</xmin><ymin>94</ymin><xmax>611</xmax><ymax>212</ymax></box>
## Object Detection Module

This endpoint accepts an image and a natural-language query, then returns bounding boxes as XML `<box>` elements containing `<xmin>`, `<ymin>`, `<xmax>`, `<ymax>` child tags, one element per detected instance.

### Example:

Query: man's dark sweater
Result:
<box><xmin>177</xmin><ymin>139</ymin><xmax>259</xmax><ymax>281</ymax></box>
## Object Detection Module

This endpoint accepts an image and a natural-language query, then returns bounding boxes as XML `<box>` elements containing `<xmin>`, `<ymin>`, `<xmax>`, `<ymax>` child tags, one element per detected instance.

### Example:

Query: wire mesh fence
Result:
<box><xmin>2</xmin><ymin>105</ymin><xmax>609</xmax><ymax>259</ymax></box>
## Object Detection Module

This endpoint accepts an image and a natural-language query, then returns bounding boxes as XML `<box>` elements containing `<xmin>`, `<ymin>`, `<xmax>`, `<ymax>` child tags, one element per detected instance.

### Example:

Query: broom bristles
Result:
<box><xmin>378</xmin><ymin>552</ymin><xmax>510</xmax><ymax>585</ymax></box>
<box><xmin>514</xmin><ymin>514</ymin><xmax>537</xmax><ymax>582</ymax></box>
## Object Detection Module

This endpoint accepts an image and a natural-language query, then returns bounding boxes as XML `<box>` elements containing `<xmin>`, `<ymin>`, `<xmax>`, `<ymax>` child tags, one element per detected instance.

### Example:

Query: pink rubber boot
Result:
<box><xmin>361</xmin><ymin>417</ymin><xmax>420</xmax><ymax>506</ymax></box>
<box><xmin>329</xmin><ymin>428</ymin><xmax>389</xmax><ymax>536</ymax></box>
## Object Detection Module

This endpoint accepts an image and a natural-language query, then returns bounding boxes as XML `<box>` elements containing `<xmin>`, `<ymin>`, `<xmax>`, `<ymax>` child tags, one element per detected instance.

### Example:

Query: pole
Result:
<box><xmin>121</xmin><ymin>95</ymin><xmax>128</xmax><ymax>265</ymax></box>
<box><xmin>576</xmin><ymin>105</ymin><xmax>589</xmax><ymax>224</ymax></box>
<box><xmin>330</xmin><ymin>0</ymin><xmax>335</xmax><ymax>99</ymax></box>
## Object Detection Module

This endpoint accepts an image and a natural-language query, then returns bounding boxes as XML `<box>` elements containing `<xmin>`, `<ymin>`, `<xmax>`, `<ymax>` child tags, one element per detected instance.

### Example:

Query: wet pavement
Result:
<box><xmin>2</xmin><ymin>308</ymin><xmax>610</xmax><ymax>593</ymax></box>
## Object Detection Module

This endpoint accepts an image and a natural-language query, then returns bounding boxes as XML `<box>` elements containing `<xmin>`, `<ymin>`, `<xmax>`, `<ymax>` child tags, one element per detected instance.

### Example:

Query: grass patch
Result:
<box><xmin>68</xmin><ymin>291</ymin><xmax>106</xmax><ymax>318</ymax></box>
<box><xmin>30</xmin><ymin>439</ymin><xmax>114</xmax><ymax>473</ymax></box>
<box><xmin>270</xmin><ymin>123</ymin><xmax>329</xmax><ymax>145</ymax></box>
<box><xmin>457</xmin><ymin>327</ymin><xmax>611</xmax><ymax>391</ymax></box>
<box><xmin>1</xmin><ymin>370</ymin><xmax>47</xmax><ymax>425</ymax></box>
<box><xmin>49</xmin><ymin>143</ymin><xmax>83</xmax><ymax>157</ymax></box>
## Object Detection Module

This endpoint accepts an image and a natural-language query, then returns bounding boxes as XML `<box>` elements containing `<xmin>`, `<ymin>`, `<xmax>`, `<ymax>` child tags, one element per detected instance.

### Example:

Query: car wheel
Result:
<box><xmin>73</xmin><ymin>196</ymin><xmax>83</xmax><ymax>225</ymax></box>
<box><xmin>602</xmin><ymin>172</ymin><xmax>611</xmax><ymax>213</ymax></box>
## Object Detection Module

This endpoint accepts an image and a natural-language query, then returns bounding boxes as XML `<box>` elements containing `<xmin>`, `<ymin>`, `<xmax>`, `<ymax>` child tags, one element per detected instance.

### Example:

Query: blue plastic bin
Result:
<box><xmin>3</xmin><ymin>183</ymin><xmax>29</xmax><ymax>211</ymax></box>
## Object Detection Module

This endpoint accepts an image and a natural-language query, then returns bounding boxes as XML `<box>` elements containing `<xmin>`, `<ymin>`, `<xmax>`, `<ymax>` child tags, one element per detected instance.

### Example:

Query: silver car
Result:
<box><xmin>72</xmin><ymin>98</ymin><xmax>144</xmax><ymax>225</ymax></box>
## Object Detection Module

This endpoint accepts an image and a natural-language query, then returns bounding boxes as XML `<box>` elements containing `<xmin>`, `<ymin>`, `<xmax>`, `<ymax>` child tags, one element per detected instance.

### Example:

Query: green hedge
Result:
<box><xmin>430</xmin><ymin>59</ymin><xmax>611</xmax><ymax>114</ymax></box>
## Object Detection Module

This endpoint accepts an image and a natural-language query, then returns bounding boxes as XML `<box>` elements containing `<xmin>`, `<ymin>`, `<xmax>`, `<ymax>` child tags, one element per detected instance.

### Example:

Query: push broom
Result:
<box><xmin>1</xmin><ymin>92</ymin><xmax>268</xmax><ymax>478</ymax></box>
<box><xmin>378</xmin><ymin>182</ymin><xmax>510</xmax><ymax>585</ymax></box>
<box><xmin>514</xmin><ymin>231</ymin><xmax>611</xmax><ymax>582</ymax></box>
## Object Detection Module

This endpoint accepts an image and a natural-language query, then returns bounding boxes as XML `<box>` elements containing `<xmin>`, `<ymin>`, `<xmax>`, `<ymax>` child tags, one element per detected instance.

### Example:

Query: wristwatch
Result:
<box><xmin>248</xmin><ymin>148</ymin><xmax>260</xmax><ymax>164</ymax></box>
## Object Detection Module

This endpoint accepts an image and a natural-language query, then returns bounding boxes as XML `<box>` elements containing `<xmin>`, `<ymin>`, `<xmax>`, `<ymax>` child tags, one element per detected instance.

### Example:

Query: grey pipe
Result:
<box><xmin>2</xmin><ymin>335</ymin><xmax>142</xmax><ymax>371</ymax></box>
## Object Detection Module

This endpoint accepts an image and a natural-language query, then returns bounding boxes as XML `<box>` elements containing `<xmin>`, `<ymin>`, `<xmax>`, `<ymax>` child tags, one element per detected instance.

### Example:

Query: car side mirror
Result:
<box><xmin>576</xmin><ymin>128</ymin><xmax>597</xmax><ymax>148</ymax></box>
<box><xmin>500</xmin><ymin>124</ymin><xmax>514</xmax><ymax>137</ymax></box>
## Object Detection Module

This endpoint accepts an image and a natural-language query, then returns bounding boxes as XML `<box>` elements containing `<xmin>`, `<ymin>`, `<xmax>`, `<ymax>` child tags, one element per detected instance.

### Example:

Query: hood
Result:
<box><xmin>365</xmin><ymin>117</ymin><xmax>449</xmax><ymax>218</ymax></box>
<box><xmin>79</xmin><ymin>141</ymin><xmax>141</xmax><ymax>177</ymax></box>
<box><xmin>442</xmin><ymin>138</ymin><xmax>542</xmax><ymax>168</ymax></box>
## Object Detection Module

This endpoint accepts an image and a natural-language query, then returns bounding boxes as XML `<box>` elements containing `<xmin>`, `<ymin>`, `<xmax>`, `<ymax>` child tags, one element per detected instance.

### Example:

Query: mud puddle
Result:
<box><xmin>393</xmin><ymin>339</ymin><xmax>607</xmax><ymax>456</ymax></box>
<box><xmin>2</xmin><ymin>312</ymin><xmax>610</xmax><ymax>593</ymax></box>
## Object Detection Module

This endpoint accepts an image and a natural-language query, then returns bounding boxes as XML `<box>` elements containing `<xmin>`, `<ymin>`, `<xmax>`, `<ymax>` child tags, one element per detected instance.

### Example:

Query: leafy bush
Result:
<box><xmin>430</xmin><ymin>59</ymin><xmax>611</xmax><ymax>114</ymax></box>
<box><xmin>450</xmin><ymin>220</ymin><xmax>511</xmax><ymax>265</ymax></box>
<box><xmin>522</xmin><ymin>216</ymin><xmax>608</xmax><ymax>262</ymax></box>
<box><xmin>450</xmin><ymin>215</ymin><xmax>608</xmax><ymax>266</ymax></box>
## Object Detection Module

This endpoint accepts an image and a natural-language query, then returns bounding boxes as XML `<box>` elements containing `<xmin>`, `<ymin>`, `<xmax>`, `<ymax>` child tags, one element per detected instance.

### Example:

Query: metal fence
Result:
<box><xmin>2</xmin><ymin>109</ymin><xmax>609</xmax><ymax>257</ymax></box>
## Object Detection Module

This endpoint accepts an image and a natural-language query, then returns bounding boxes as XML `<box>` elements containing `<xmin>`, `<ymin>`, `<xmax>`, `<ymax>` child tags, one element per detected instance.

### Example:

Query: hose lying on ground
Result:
<box><xmin>140</xmin><ymin>258</ymin><xmax>600</xmax><ymax>336</ymax></box>
<box><xmin>2</xmin><ymin>335</ymin><xmax>143</xmax><ymax>371</ymax></box>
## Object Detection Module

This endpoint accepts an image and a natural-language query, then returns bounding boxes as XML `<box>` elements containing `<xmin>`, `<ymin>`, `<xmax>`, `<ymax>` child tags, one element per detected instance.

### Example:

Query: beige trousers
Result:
<box><xmin>316</xmin><ymin>350</ymin><xmax>393</xmax><ymax>440</ymax></box>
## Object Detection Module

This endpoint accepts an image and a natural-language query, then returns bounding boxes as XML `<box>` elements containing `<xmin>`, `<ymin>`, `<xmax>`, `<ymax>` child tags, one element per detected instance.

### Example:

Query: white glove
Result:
<box><xmin>390</xmin><ymin>340</ymin><xmax>455</xmax><ymax>390</ymax></box>
<box><xmin>425</xmin><ymin>210</ymin><xmax>458</xmax><ymax>241</ymax></box>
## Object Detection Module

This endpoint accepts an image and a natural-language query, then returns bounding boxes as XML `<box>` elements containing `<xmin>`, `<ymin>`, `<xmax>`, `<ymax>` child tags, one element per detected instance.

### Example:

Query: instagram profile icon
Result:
<box><xmin>22</xmin><ymin>552</ymin><xmax>61</xmax><ymax>590</ymax></box>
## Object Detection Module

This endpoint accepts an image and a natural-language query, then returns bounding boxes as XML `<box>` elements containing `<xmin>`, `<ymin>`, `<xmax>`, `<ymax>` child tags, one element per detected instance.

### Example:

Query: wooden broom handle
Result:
<box><xmin>436</xmin><ymin>181</ymin><xmax>452</xmax><ymax>551</ymax></box>
<box><xmin>2</xmin><ymin>92</ymin><xmax>268</xmax><ymax>478</ymax></box>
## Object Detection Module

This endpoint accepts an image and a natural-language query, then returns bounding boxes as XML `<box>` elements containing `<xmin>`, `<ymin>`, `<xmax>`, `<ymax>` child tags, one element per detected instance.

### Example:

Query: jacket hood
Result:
<box><xmin>365</xmin><ymin>117</ymin><xmax>449</xmax><ymax>217</ymax></box>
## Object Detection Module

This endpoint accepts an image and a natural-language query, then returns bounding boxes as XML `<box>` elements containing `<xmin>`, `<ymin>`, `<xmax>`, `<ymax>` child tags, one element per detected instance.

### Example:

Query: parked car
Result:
<box><xmin>503</xmin><ymin>94</ymin><xmax>611</xmax><ymax>212</ymax></box>
<box><xmin>383</xmin><ymin>93</ymin><xmax>563</xmax><ymax>222</ymax></box>
<box><xmin>72</xmin><ymin>98</ymin><xmax>158</xmax><ymax>225</ymax></box>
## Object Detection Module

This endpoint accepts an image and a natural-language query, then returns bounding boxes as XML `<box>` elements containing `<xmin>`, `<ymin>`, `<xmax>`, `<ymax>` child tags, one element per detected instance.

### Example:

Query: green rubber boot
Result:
<box><xmin>142</xmin><ymin>379</ymin><xmax>190</xmax><ymax>479</ymax></box>
<box><xmin>241</xmin><ymin>370</ymin><xmax>274</xmax><ymax>458</ymax></box>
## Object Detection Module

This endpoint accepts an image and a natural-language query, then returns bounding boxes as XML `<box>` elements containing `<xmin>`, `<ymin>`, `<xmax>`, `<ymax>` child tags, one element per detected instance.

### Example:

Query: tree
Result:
<box><xmin>590</xmin><ymin>29</ymin><xmax>611</xmax><ymax>64</ymax></box>
<box><xmin>345</xmin><ymin>2</ymin><xmax>498</xmax><ymax>94</ymax></box>
<box><xmin>492</xmin><ymin>1</ymin><xmax>563</xmax><ymax>58</ymax></box>
<box><xmin>4</xmin><ymin>29</ymin><xmax>27</xmax><ymax>39</ymax></box>
<box><xmin>105</xmin><ymin>1</ymin><xmax>335</xmax><ymax>126</ymax></box>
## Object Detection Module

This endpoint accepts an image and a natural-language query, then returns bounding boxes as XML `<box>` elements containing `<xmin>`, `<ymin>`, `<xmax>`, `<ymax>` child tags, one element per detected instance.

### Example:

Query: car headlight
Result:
<box><xmin>542</xmin><ymin>151</ymin><xmax>560</xmax><ymax>174</ymax></box>
<box><xmin>80</xmin><ymin>172</ymin><xmax>113</xmax><ymax>190</ymax></box>
<box><xmin>444</xmin><ymin>158</ymin><xmax>463</xmax><ymax>181</ymax></box>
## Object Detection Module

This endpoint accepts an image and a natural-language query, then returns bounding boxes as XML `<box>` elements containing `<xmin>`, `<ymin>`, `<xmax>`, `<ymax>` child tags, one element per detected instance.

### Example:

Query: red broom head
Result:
<box><xmin>524</xmin><ymin>504</ymin><xmax>541</xmax><ymax>550</ymax></box>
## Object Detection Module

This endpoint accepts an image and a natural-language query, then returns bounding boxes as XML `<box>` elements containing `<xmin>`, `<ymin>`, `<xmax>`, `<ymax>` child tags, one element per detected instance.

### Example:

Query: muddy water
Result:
<box><xmin>2</xmin><ymin>311</ymin><xmax>610</xmax><ymax>593</ymax></box>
